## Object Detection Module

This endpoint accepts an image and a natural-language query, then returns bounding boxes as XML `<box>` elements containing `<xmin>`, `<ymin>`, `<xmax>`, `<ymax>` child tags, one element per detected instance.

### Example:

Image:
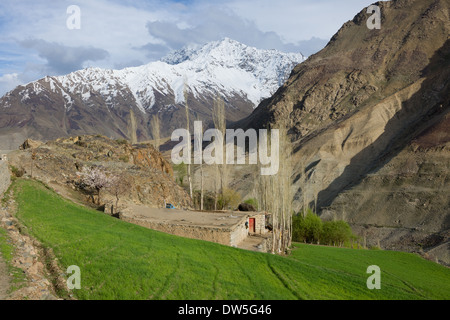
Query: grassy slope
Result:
<box><xmin>10</xmin><ymin>179</ymin><xmax>450</xmax><ymax>300</ymax></box>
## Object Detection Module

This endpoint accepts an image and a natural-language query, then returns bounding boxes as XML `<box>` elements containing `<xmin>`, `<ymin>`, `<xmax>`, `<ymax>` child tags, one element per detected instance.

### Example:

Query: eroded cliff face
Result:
<box><xmin>236</xmin><ymin>0</ymin><xmax>449</xmax><ymax>263</ymax></box>
<box><xmin>8</xmin><ymin>135</ymin><xmax>191</xmax><ymax>209</ymax></box>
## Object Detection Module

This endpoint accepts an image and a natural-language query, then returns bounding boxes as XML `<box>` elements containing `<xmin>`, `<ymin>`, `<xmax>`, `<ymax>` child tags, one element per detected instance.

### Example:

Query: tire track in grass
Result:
<box><xmin>201</xmin><ymin>247</ymin><xmax>219</xmax><ymax>299</ymax></box>
<box><xmin>266</xmin><ymin>257</ymin><xmax>304</xmax><ymax>300</ymax></box>
<box><xmin>154</xmin><ymin>249</ymin><xmax>181</xmax><ymax>300</ymax></box>
<box><xmin>383</xmin><ymin>270</ymin><xmax>426</xmax><ymax>299</ymax></box>
<box><xmin>229</xmin><ymin>254</ymin><xmax>264</xmax><ymax>299</ymax></box>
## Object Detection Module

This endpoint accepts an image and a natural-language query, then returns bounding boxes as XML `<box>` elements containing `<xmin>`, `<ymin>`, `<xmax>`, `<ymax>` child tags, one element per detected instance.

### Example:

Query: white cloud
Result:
<box><xmin>225</xmin><ymin>0</ymin><xmax>377</xmax><ymax>41</ymax></box>
<box><xmin>0</xmin><ymin>0</ymin><xmax>379</xmax><ymax>96</ymax></box>
<box><xmin>0</xmin><ymin>73</ymin><xmax>21</xmax><ymax>95</ymax></box>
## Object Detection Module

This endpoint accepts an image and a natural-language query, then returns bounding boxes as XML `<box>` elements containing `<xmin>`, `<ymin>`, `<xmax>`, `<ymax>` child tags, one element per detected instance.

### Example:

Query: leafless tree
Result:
<box><xmin>128</xmin><ymin>109</ymin><xmax>137</xmax><ymax>144</ymax></box>
<box><xmin>212</xmin><ymin>95</ymin><xmax>227</xmax><ymax>208</ymax></box>
<box><xmin>150</xmin><ymin>114</ymin><xmax>161</xmax><ymax>151</ymax></box>
<box><xmin>193</xmin><ymin>113</ymin><xmax>204</xmax><ymax>210</ymax></box>
<box><xmin>108</xmin><ymin>174</ymin><xmax>131</xmax><ymax>214</ymax></box>
<box><xmin>258</xmin><ymin>125</ymin><xmax>293</xmax><ymax>254</ymax></box>
<box><xmin>184</xmin><ymin>82</ymin><xmax>193</xmax><ymax>200</ymax></box>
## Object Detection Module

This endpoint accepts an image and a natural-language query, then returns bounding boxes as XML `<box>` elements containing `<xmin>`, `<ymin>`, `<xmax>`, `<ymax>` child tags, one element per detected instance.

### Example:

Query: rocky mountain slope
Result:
<box><xmin>0</xmin><ymin>38</ymin><xmax>305</xmax><ymax>150</ymax></box>
<box><xmin>7</xmin><ymin>135</ymin><xmax>192</xmax><ymax>210</ymax></box>
<box><xmin>237</xmin><ymin>0</ymin><xmax>449</xmax><ymax>264</ymax></box>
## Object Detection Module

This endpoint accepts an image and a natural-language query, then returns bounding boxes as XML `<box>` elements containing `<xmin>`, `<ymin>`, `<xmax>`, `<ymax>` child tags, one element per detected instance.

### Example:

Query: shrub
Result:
<box><xmin>292</xmin><ymin>209</ymin><xmax>322</xmax><ymax>244</ymax></box>
<box><xmin>292</xmin><ymin>208</ymin><xmax>358</xmax><ymax>247</ymax></box>
<box><xmin>243</xmin><ymin>198</ymin><xmax>258</xmax><ymax>210</ymax></box>
<box><xmin>10</xmin><ymin>165</ymin><xmax>24</xmax><ymax>178</ymax></box>
<box><xmin>115</xmin><ymin>139</ymin><xmax>128</xmax><ymax>145</ymax></box>
<box><xmin>119</xmin><ymin>155</ymin><xmax>129</xmax><ymax>162</ymax></box>
<box><xmin>218</xmin><ymin>188</ymin><xmax>241</xmax><ymax>210</ymax></box>
<box><xmin>173</xmin><ymin>162</ymin><xmax>187</xmax><ymax>186</ymax></box>
<box><xmin>321</xmin><ymin>220</ymin><xmax>354</xmax><ymax>247</ymax></box>
<box><xmin>303</xmin><ymin>211</ymin><xmax>323</xmax><ymax>244</ymax></box>
<box><xmin>292</xmin><ymin>214</ymin><xmax>307</xmax><ymax>243</ymax></box>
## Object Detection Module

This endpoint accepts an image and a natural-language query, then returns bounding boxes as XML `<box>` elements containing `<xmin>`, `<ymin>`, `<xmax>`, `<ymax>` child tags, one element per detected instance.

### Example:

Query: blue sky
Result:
<box><xmin>0</xmin><ymin>0</ymin><xmax>376</xmax><ymax>95</ymax></box>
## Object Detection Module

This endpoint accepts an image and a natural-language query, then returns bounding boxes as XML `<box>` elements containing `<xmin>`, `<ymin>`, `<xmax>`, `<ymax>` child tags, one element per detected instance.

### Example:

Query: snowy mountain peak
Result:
<box><xmin>4</xmin><ymin>39</ymin><xmax>306</xmax><ymax>112</ymax></box>
<box><xmin>40</xmin><ymin>38</ymin><xmax>306</xmax><ymax>111</ymax></box>
<box><xmin>152</xmin><ymin>38</ymin><xmax>306</xmax><ymax>106</ymax></box>
<box><xmin>0</xmin><ymin>38</ymin><xmax>307</xmax><ymax>147</ymax></box>
<box><xmin>162</xmin><ymin>38</ymin><xmax>304</xmax><ymax>68</ymax></box>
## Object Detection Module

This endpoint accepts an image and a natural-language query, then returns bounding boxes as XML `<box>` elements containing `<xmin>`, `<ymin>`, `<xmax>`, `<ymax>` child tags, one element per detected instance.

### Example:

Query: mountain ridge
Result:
<box><xmin>233</xmin><ymin>0</ymin><xmax>449</xmax><ymax>264</ymax></box>
<box><xmin>0</xmin><ymin>38</ymin><xmax>305</xmax><ymax>149</ymax></box>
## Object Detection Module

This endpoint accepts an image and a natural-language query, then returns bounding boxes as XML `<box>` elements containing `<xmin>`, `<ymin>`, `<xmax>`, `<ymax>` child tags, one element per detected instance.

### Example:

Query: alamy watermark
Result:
<box><xmin>366</xmin><ymin>5</ymin><xmax>381</xmax><ymax>30</ymax></box>
<box><xmin>171</xmin><ymin>121</ymin><xmax>279</xmax><ymax>176</ymax></box>
<box><xmin>67</xmin><ymin>265</ymin><xmax>81</xmax><ymax>290</ymax></box>
<box><xmin>366</xmin><ymin>265</ymin><xmax>381</xmax><ymax>289</ymax></box>
<box><xmin>66</xmin><ymin>5</ymin><xmax>81</xmax><ymax>30</ymax></box>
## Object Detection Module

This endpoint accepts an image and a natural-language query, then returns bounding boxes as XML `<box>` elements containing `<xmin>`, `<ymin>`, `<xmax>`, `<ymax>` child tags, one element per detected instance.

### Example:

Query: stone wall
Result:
<box><xmin>252</xmin><ymin>213</ymin><xmax>267</xmax><ymax>234</ymax></box>
<box><xmin>0</xmin><ymin>158</ymin><xmax>10</xmax><ymax>197</ymax></box>
<box><xmin>120</xmin><ymin>214</ymin><xmax>251</xmax><ymax>248</ymax></box>
<box><xmin>121</xmin><ymin>216</ymin><xmax>237</xmax><ymax>246</ymax></box>
<box><xmin>229</xmin><ymin>217</ymin><xmax>250</xmax><ymax>247</ymax></box>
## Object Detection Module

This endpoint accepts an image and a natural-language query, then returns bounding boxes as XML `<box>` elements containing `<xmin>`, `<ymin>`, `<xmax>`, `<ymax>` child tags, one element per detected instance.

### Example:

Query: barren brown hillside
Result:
<box><xmin>7</xmin><ymin>135</ymin><xmax>192</xmax><ymax>210</ymax></box>
<box><xmin>235</xmin><ymin>0</ymin><xmax>450</xmax><ymax>264</ymax></box>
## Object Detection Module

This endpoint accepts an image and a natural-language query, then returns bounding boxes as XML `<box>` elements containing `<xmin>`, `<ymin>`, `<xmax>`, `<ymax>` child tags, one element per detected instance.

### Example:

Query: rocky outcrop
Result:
<box><xmin>19</xmin><ymin>139</ymin><xmax>43</xmax><ymax>150</ymax></box>
<box><xmin>130</xmin><ymin>144</ymin><xmax>173</xmax><ymax>176</ymax></box>
<box><xmin>0</xmin><ymin>160</ymin><xmax>10</xmax><ymax>196</ymax></box>
<box><xmin>0</xmin><ymin>199</ymin><xmax>60</xmax><ymax>300</ymax></box>
<box><xmin>8</xmin><ymin>135</ymin><xmax>192</xmax><ymax>210</ymax></box>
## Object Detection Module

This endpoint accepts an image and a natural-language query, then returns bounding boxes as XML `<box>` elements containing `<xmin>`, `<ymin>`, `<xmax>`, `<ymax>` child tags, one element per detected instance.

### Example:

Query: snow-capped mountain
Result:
<box><xmin>0</xmin><ymin>38</ymin><xmax>305</xmax><ymax>149</ymax></box>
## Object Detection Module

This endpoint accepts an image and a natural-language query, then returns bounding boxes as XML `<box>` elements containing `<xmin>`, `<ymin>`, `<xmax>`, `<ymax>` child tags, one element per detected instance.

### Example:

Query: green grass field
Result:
<box><xmin>7</xmin><ymin>178</ymin><xmax>450</xmax><ymax>300</ymax></box>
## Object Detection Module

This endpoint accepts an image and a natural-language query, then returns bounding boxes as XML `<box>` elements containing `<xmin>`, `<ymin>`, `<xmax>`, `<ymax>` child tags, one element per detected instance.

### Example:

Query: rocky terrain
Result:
<box><xmin>7</xmin><ymin>135</ymin><xmax>192</xmax><ymax>211</ymax></box>
<box><xmin>0</xmin><ymin>39</ymin><xmax>305</xmax><ymax>150</ymax></box>
<box><xmin>0</xmin><ymin>203</ymin><xmax>61</xmax><ymax>300</ymax></box>
<box><xmin>235</xmin><ymin>0</ymin><xmax>449</xmax><ymax>264</ymax></box>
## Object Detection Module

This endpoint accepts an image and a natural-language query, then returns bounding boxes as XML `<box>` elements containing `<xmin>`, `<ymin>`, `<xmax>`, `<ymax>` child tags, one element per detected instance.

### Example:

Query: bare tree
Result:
<box><xmin>184</xmin><ymin>82</ymin><xmax>193</xmax><ymax>200</ymax></box>
<box><xmin>128</xmin><ymin>109</ymin><xmax>138</xmax><ymax>144</ymax></box>
<box><xmin>108</xmin><ymin>174</ymin><xmax>131</xmax><ymax>214</ymax></box>
<box><xmin>150</xmin><ymin>114</ymin><xmax>161</xmax><ymax>151</ymax></box>
<box><xmin>258</xmin><ymin>125</ymin><xmax>293</xmax><ymax>254</ymax></box>
<box><xmin>212</xmin><ymin>95</ymin><xmax>227</xmax><ymax>208</ymax></box>
<box><xmin>77</xmin><ymin>167</ymin><xmax>114</xmax><ymax>205</ymax></box>
<box><xmin>193</xmin><ymin>113</ymin><xmax>204</xmax><ymax>210</ymax></box>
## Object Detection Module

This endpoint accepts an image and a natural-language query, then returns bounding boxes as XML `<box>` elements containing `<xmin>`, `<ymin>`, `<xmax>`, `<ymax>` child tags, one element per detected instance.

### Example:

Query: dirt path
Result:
<box><xmin>237</xmin><ymin>235</ymin><xmax>269</xmax><ymax>252</ymax></box>
<box><xmin>0</xmin><ymin>252</ymin><xmax>10</xmax><ymax>300</ymax></box>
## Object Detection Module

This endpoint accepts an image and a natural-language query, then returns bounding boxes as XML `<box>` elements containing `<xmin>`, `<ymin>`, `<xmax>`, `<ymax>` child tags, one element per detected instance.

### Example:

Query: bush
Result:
<box><xmin>10</xmin><ymin>165</ymin><xmax>24</xmax><ymax>178</ymax></box>
<box><xmin>292</xmin><ymin>208</ymin><xmax>358</xmax><ymax>247</ymax></box>
<box><xmin>292</xmin><ymin>209</ymin><xmax>322</xmax><ymax>244</ymax></box>
<box><xmin>115</xmin><ymin>139</ymin><xmax>128</xmax><ymax>145</ymax></box>
<box><xmin>119</xmin><ymin>155</ymin><xmax>129</xmax><ymax>162</ymax></box>
<box><xmin>321</xmin><ymin>220</ymin><xmax>354</xmax><ymax>247</ymax></box>
<box><xmin>218</xmin><ymin>188</ymin><xmax>241</xmax><ymax>210</ymax></box>
<box><xmin>243</xmin><ymin>198</ymin><xmax>258</xmax><ymax>210</ymax></box>
<box><xmin>173</xmin><ymin>162</ymin><xmax>187</xmax><ymax>186</ymax></box>
<box><xmin>292</xmin><ymin>214</ymin><xmax>307</xmax><ymax>243</ymax></box>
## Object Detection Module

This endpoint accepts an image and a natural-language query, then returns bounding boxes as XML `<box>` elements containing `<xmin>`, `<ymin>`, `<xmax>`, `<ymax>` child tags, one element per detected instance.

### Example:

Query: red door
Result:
<box><xmin>249</xmin><ymin>218</ymin><xmax>255</xmax><ymax>233</ymax></box>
